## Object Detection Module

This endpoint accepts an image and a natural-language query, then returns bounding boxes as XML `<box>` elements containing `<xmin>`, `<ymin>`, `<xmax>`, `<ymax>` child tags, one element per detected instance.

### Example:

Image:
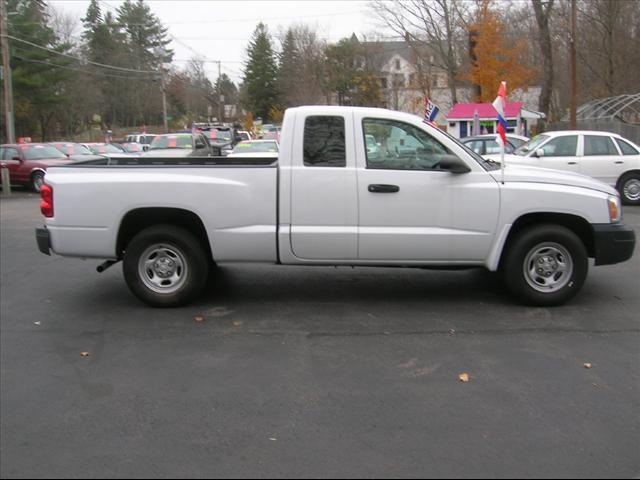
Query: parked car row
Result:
<box><xmin>2</xmin><ymin>126</ymin><xmax>638</xmax><ymax>205</ymax></box>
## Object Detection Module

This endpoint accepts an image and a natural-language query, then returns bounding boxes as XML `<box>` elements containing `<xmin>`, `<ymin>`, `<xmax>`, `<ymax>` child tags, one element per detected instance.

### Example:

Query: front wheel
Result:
<box><xmin>501</xmin><ymin>224</ymin><xmax>588</xmax><ymax>306</ymax></box>
<box><xmin>618</xmin><ymin>172</ymin><xmax>640</xmax><ymax>205</ymax></box>
<box><xmin>123</xmin><ymin>225</ymin><xmax>209</xmax><ymax>307</ymax></box>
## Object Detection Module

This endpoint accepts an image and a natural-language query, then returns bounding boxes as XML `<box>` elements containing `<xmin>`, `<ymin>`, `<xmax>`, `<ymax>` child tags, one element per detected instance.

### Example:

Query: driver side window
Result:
<box><xmin>362</xmin><ymin>118</ymin><xmax>453</xmax><ymax>170</ymax></box>
<box><xmin>541</xmin><ymin>136</ymin><xmax>577</xmax><ymax>157</ymax></box>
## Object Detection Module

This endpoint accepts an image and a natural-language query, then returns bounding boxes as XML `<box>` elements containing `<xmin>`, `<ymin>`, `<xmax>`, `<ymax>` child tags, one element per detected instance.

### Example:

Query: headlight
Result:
<box><xmin>608</xmin><ymin>196</ymin><xmax>621</xmax><ymax>222</ymax></box>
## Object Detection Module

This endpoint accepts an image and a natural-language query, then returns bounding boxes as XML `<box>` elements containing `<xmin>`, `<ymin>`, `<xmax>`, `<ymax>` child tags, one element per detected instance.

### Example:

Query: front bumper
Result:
<box><xmin>592</xmin><ymin>223</ymin><xmax>635</xmax><ymax>266</ymax></box>
<box><xmin>35</xmin><ymin>226</ymin><xmax>51</xmax><ymax>255</ymax></box>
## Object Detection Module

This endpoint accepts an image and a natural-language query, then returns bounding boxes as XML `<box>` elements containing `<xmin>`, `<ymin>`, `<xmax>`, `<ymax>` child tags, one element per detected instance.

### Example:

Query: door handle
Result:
<box><xmin>368</xmin><ymin>184</ymin><xmax>400</xmax><ymax>193</ymax></box>
<box><xmin>615</xmin><ymin>161</ymin><xmax>624</xmax><ymax>164</ymax></box>
<box><xmin>567</xmin><ymin>161</ymin><xmax>578</xmax><ymax>165</ymax></box>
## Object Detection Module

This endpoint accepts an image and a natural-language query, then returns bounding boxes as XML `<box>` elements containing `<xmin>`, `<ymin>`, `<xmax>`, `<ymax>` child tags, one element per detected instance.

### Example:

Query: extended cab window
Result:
<box><xmin>303</xmin><ymin>116</ymin><xmax>346</xmax><ymax>167</ymax></box>
<box><xmin>363</xmin><ymin>118</ymin><xmax>454</xmax><ymax>170</ymax></box>
<box><xmin>584</xmin><ymin>135</ymin><xmax>618</xmax><ymax>156</ymax></box>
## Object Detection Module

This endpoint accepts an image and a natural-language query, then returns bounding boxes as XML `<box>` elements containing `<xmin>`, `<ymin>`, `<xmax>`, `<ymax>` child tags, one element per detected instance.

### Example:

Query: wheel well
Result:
<box><xmin>116</xmin><ymin>208</ymin><xmax>213</xmax><ymax>261</ymax></box>
<box><xmin>617</xmin><ymin>169</ymin><xmax>640</xmax><ymax>186</ymax></box>
<box><xmin>500</xmin><ymin>213</ymin><xmax>595</xmax><ymax>266</ymax></box>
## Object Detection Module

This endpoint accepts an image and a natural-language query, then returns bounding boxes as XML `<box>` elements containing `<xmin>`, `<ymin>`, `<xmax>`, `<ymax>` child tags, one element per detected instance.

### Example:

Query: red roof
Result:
<box><xmin>447</xmin><ymin>102</ymin><xmax>523</xmax><ymax>120</ymax></box>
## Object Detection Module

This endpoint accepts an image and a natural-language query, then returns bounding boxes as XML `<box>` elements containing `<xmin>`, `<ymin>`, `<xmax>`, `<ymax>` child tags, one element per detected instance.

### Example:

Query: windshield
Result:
<box><xmin>123</xmin><ymin>143</ymin><xmax>142</xmax><ymax>152</ymax></box>
<box><xmin>514</xmin><ymin>134</ymin><xmax>549</xmax><ymax>156</ymax></box>
<box><xmin>149</xmin><ymin>135</ymin><xmax>194</xmax><ymax>150</ymax></box>
<box><xmin>22</xmin><ymin>145</ymin><xmax>67</xmax><ymax>160</ymax></box>
<box><xmin>88</xmin><ymin>143</ymin><xmax>123</xmax><ymax>154</ymax></box>
<box><xmin>232</xmin><ymin>141</ymin><xmax>278</xmax><ymax>154</ymax></box>
<box><xmin>53</xmin><ymin>143</ymin><xmax>92</xmax><ymax>155</ymax></box>
<box><xmin>208</xmin><ymin>129</ymin><xmax>232</xmax><ymax>141</ymax></box>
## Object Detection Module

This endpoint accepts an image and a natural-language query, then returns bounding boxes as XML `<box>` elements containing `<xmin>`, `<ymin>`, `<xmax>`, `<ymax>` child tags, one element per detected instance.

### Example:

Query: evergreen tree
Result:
<box><xmin>242</xmin><ymin>23</ymin><xmax>279</xmax><ymax>121</ymax></box>
<box><xmin>6</xmin><ymin>0</ymin><xmax>73</xmax><ymax>140</ymax></box>
<box><xmin>277</xmin><ymin>28</ymin><xmax>301</xmax><ymax>108</ymax></box>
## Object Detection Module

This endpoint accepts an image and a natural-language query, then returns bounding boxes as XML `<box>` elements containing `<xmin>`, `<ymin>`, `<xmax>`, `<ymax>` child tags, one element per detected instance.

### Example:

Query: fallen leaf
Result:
<box><xmin>583</xmin><ymin>363</ymin><xmax>593</xmax><ymax>369</ymax></box>
<box><xmin>80</xmin><ymin>352</ymin><xmax>90</xmax><ymax>357</ymax></box>
<box><xmin>232</xmin><ymin>320</ymin><xmax>243</xmax><ymax>327</ymax></box>
<box><xmin>194</xmin><ymin>315</ymin><xmax>205</xmax><ymax>323</ymax></box>
<box><xmin>269</xmin><ymin>437</ymin><xmax>277</xmax><ymax>441</ymax></box>
<box><xmin>34</xmin><ymin>321</ymin><xmax>42</xmax><ymax>326</ymax></box>
<box><xmin>459</xmin><ymin>372</ymin><xmax>470</xmax><ymax>383</ymax></box>
<box><xmin>449</xmin><ymin>329</ymin><xmax>456</xmax><ymax>335</ymax></box>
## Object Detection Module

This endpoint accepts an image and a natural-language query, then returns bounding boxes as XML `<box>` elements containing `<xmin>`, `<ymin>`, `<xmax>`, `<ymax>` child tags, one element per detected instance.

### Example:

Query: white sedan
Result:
<box><xmin>485</xmin><ymin>130</ymin><xmax>640</xmax><ymax>205</ymax></box>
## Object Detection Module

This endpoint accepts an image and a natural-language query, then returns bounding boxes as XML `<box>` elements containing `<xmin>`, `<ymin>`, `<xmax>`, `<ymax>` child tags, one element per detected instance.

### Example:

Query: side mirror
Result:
<box><xmin>439</xmin><ymin>155</ymin><xmax>471</xmax><ymax>174</ymax></box>
<box><xmin>535</xmin><ymin>148</ymin><xmax>545</xmax><ymax>158</ymax></box>
<box><xmin>12</xmin><ymin>156</ymin><xmax>21</xmax><ymax>161</ymax></box>
<box><xmin>194</xmin><ymin>140</ymin><xmax>206</xmax><ymax>149</ymax></box>
<box><xmin>234</xmin><ymin>135</ymin><xmax>242</xmax><ymax>143</ymax></box>
<box><xmin>143</xmin><ymin>145</ymin><xmax>150</xmax><ymax>151</ymax></box>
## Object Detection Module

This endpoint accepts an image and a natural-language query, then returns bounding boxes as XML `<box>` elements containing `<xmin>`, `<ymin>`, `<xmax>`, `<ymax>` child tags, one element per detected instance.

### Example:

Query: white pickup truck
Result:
<box><xmin>36</xmin><ymin>106</ymin><xmax>635</xmax><ymax>307</ymax></box>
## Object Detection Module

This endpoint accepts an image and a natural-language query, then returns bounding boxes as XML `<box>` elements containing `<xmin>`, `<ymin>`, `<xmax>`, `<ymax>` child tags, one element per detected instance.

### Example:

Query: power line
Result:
<box><xmin>2</xmin><ymin>34</ymin><xmax>159</xmax><ymax>74</ymax></box>
<box><xmin>12</xmin><ymin>54</ymin><xmax>159</xmax><ymax>80</ymax></box>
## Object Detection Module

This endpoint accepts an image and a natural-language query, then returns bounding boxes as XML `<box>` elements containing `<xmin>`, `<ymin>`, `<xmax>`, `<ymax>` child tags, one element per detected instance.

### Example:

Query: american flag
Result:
<box><xmin>423</xmin><ymin>97</ymin><xmax>440</xmax><ymax>125</ymax></box>
<box><xmin>492</xmin><ymin>81</ymin><xmax>508</xmax><ymax>148</ymax></box>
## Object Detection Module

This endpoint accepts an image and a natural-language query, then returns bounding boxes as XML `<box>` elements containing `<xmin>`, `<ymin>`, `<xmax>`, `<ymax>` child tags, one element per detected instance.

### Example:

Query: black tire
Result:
<box><xmin>31</xmin><ymin>171</ymin><xmax>45</xmax><ymax>192</ymax></box>
<box><xmin>123</xmin><ymin>224</ymin><xmax>209</xmax><ymax>307</ymax></box>
<box><xmin>617</xmin><ymin>172</ymin><xmax>640</xmax><ymax>206</ymax></box>
<box><xmin>501</xmin><ymin>224</ymin><xmax>588</xmax><ymax>306</ymax></box>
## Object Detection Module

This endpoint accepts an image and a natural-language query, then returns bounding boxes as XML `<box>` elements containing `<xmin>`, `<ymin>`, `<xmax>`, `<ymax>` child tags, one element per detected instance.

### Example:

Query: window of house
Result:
<box><xmin>379</xmin><ymin>77</ymin><xmax>388</xmax><ymax>89</ymax></box>
<box><xmin>303</xmin><ymin>116</ymin><xmax>346</xmax><ymax>167</ymax></box>
<box><xmin>395</xmin><ymin>59</ymin><xmax>401</xmax><ymax>70</ymax></box>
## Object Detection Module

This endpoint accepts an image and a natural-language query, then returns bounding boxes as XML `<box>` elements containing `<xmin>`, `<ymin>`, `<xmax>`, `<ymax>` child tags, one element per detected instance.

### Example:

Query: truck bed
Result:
<box><xmin>44</xmin><ymin>161</ymin><xmax>279</xmax><ymax>262</ymax></box>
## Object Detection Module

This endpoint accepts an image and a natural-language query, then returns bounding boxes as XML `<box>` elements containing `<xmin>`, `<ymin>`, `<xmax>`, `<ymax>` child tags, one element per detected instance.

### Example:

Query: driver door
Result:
<box><xmin>355</xmin><ymin>116</ymin><xmax>500</xmax><ymax>262</ymax></box>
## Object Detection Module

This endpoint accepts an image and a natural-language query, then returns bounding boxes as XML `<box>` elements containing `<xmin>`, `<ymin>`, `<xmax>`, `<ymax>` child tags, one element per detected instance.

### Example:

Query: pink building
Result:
<box><xmin>446</xmin><ymin>102</ymin><xmax>544</xmax><ymax>139</ymax></box>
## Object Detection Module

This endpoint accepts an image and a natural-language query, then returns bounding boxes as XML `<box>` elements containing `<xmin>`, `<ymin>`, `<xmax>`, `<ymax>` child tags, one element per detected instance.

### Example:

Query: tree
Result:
<box><xmin>277</xmin><ymin>29</ymin><xmax>301</xmax><ymax>108</ymax></box>
<box><xmin>532</xmin><ymin>0</ymin><xmax>554</xmax><ymax>123</ymax></box>
<box><xmin>6</xmin><ymin>0</ymin><xmax>74</xmax><ymax>140</ymax></box>
<box><xmin>325</xmin><ymin>37</ymin><xmax>359</xmax><ymax>105</ymax></box>
<box><xmin>371</xmin><ymin>0</ymin><xmax>470</xmax><ymax>104</ymax></box>
<box><xmin>242</xmin><ymin>23</ymin><xmax>279</xmax><ymax>121</ymax></box>
<box><xmin>462</xmin><ymin>1</ymin><xmax>535</xmax><ymax>102</ymax></box>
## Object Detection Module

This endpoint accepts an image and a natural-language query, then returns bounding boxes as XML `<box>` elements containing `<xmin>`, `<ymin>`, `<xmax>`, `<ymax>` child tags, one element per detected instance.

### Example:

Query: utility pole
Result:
<box><xmin>217</xmin><ymin>60</ymin><xmax>222</xmax><ymax>123</ymax></box>
<box><xmin>569</xmin><ymin>0</ymin><xmax>577</xmax><ymax>129</ymax></box>
<box><xmin>160</xmin><ymin>68</ymin><xmax>168</xmax><ymax>133</ymax></box>
<box><xmin>1</xmin><ymin>0</ymin><xmax>16</xmax><ymax>143</ymax></box>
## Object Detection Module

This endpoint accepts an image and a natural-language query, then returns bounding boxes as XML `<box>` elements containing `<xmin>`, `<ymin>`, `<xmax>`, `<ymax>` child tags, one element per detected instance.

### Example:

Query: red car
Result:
<box><xmin>0</xmin><ymin>143</ymin><xmax>73</xmax><ymax>192</ymax></box>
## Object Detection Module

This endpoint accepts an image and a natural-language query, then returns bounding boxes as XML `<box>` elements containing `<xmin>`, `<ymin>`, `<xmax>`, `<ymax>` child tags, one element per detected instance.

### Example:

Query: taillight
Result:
<box><xmin>40</xmin><ymin>184</ymin><xmax>54</xmax><ymax>218</ymax></box>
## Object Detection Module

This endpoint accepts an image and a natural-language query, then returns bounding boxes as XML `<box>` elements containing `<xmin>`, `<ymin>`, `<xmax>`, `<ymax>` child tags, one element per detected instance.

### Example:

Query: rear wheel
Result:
<box><xmin>618</xmin><ymin>172</ymin><xmax>640</xmax><ymax>205</ymax></box>
<box><xmin>501</xmin><ymin>224</ymin><xmax>588</xmax><ymax>306</ymax></box>
<box><xmin>123</xmin><ymin>225</ymin><xmax>209</xmax><ymax>307</ymax></box>
<box><xmin>31</xmin><ymin>171</ymin><xmax>45</xmax><ymax>192</ymax></box>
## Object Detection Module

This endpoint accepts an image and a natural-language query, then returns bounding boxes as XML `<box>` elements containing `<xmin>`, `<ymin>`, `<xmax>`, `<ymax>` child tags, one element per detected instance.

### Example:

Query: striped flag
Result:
<box><xmin>423</xmin><ymin>97</ymin><xmax>440</xmax><ymax>125</ymax></box>
<box><xmin>492</xmin><ymin>81</ymin><xmax>508</xmax><ymax>148</ymax></box>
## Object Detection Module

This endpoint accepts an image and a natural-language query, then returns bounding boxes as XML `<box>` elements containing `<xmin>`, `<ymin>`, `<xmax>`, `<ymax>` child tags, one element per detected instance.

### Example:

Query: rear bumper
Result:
<box><xmin>35</xmin><ymin>226</ymin><xmax>51</xmax><ymax>255</ymax></box>
<box><xmin>592</xmin><ymin>223</ymin><xmax>635</xmax><ymax>266</ymax></box>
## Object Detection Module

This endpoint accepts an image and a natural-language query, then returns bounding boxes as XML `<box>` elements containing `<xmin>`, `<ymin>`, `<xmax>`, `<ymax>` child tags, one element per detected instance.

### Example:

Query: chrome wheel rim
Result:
<box><xmin>523</xmin><ymin>242</ymin><xmax>573</xmax><ymax>293</ymax></box>
<box><xmin>138</xmin><ymin>243</ymin><xmax>188</xmax><ymax>294</ymax></box>
<box><xmin>623</xmin><ymin>178</ymin><xmax>640</xmax><ymax>201</ymax></box>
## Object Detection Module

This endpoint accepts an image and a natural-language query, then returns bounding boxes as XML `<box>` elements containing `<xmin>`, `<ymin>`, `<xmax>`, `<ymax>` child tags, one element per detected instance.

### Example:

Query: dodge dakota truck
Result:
<box><xmin>35</xmin><ymin>106</ymin><xmax>635</xmax><ymax>307</ymax></box>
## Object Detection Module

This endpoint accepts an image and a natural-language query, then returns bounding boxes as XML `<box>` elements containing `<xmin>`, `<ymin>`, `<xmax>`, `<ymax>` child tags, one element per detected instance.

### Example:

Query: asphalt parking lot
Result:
<box><xmin>1</xmin><ymin>190</ymin><xmax>639</xmax><ymax>479</ymax></box>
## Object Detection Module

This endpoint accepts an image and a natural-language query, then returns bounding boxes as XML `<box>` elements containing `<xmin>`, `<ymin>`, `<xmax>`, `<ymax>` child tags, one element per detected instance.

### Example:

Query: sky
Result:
<box><xmin>49</xmin><ymin>0</ymin><xmax>394</xmax><ymax>84</ymax></box>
